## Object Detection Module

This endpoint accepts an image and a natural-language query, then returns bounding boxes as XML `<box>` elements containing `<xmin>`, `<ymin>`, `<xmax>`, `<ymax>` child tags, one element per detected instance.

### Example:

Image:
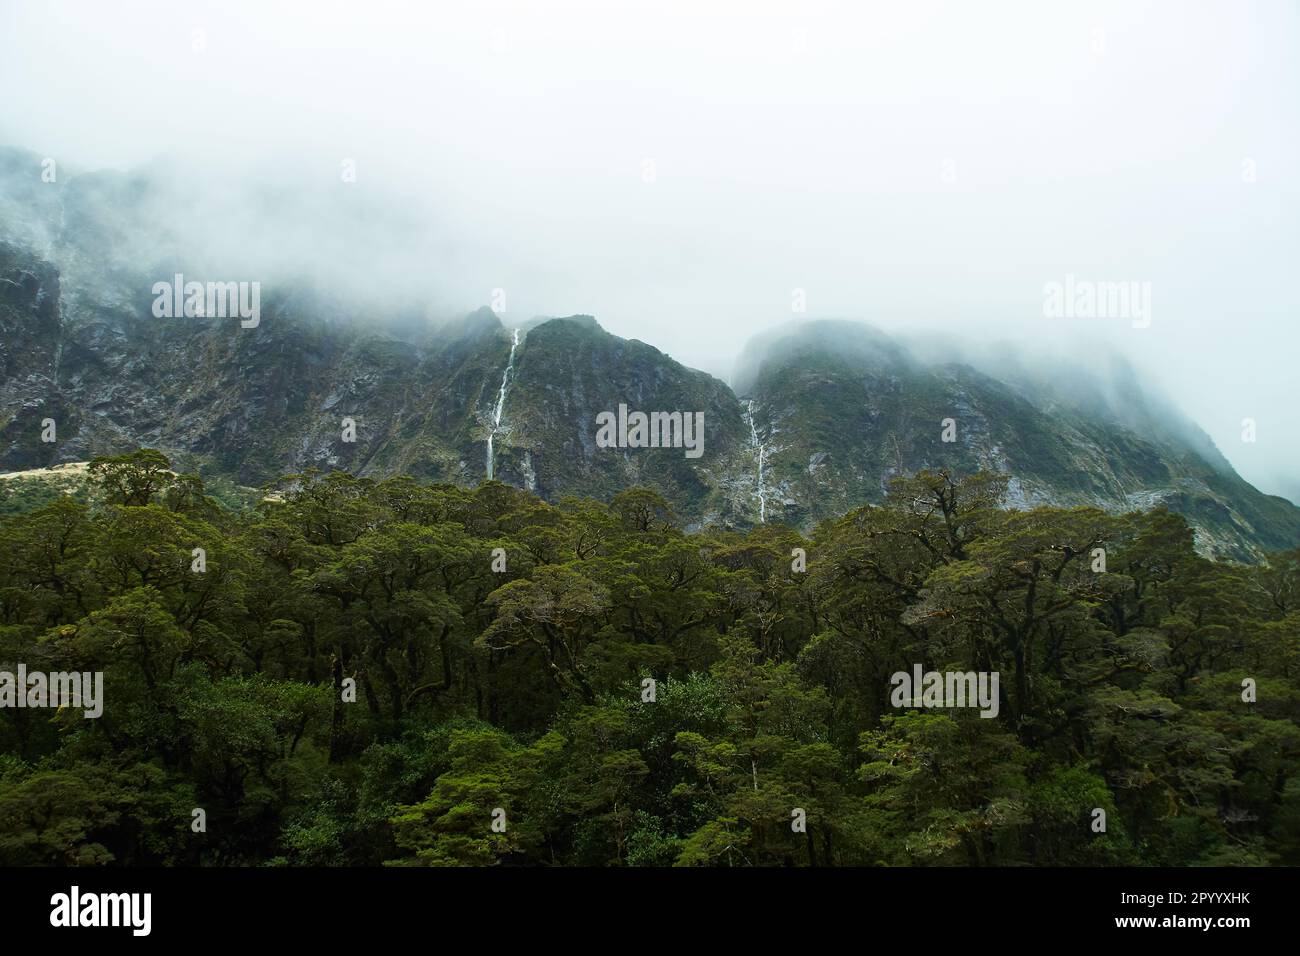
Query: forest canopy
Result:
<box><xmin>1</xmin><ymin>449</ymin><xmax>1297</xmax><ymax>867</ymax></box>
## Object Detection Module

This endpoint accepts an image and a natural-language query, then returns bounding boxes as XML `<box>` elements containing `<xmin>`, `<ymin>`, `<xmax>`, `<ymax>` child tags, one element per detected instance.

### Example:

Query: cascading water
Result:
<box><xmin>745</xmin><ymin>399</ymin><xmax>767</xmax><ymax>523</ymax></box>
<box><xmin>486</xmin><ymin>328</ymin><xmax>519</xmax><ymax>480</ymax></box>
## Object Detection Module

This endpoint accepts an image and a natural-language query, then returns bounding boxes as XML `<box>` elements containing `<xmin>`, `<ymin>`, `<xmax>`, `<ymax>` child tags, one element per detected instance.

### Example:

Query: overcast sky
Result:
<box><xmin>1</xmin><ymin>0</ymin><xmax>1296</xmax><ymax>502</ymax></box>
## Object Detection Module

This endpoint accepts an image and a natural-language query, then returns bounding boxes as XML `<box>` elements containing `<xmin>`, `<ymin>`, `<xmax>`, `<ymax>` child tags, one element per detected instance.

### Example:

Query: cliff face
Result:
<box><xmin>731</xmin><ymin>321</ymin><xmax>1300</xmax><ymax>559</ymax></box>
<box><xmin>489</xmin><ymin>316</ymin><xmax>748</xmax><ymax>517</ymax></box>
<box><xmin>2</xmin><ymin>148</ymin><xmax>1296</xmax><ymax>560</ymax></box>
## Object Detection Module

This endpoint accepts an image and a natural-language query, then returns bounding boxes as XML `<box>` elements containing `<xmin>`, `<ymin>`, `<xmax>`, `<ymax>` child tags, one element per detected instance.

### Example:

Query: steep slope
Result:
<box><xmin>495</xmin><ymin>315</ymin><xmax>749</xmax><ymax>523</ymax></box>
<box><xmin>0</xmin><ymin>242</ymin><xmax>64</xmax><ymax>468</ymax></box>
<box><xmin>2</xmin><ymin>147</ymin><xmax>1297</xmax><ymax>558</ymax></box>
<box><xmin>735</xmin><ymin>321</ymin><xmax>1300</xmax><ymax>560</ymax></box>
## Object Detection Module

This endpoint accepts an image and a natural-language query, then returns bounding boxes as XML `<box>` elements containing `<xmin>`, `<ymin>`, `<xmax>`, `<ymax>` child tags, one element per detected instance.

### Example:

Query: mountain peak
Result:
<box><xmin>733</xmin><ymin>319</ymin><xmax>915</xmax><ymax>396</ymax></box>
<box><xmin>453</xmin><ymin>306</ymin><xmax>504</xmax><ymax>339</ymax></box>
<box><xmin>518</xmin><ymin>314</ymin><xmax>603</xmax><ymax>336</ymax></box>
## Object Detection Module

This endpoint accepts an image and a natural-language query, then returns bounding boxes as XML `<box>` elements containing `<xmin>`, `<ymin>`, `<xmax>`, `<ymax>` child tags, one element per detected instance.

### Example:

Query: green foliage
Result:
<box><xmin>1</xmin><ymin>452</ymin><xmax>1297</xmax><ymax>866</ymax></box>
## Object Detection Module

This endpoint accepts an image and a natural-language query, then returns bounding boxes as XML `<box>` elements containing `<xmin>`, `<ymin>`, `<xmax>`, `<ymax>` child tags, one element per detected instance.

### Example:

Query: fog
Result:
<box><xmin>1</xmin><ymin>0</ymin><xmax>1296</xmax><ymax>502</ymax></box>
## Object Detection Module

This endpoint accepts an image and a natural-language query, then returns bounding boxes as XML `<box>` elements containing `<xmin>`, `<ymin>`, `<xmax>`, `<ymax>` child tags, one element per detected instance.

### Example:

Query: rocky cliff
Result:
<box><xmin>2</xmin><ymin>147</ymin><xmax>1296</xmax><ymax>560</ymax></box>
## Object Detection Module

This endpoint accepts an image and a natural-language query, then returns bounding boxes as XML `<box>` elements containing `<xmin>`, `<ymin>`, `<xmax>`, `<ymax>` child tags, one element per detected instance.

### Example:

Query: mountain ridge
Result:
<box><xmin>1</xmin><ymin>147</ymin><xmax>1297</xmax><ymax>561</ymax></box>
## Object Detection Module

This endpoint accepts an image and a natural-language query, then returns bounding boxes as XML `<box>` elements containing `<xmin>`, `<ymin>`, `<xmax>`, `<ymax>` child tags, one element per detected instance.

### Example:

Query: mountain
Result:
<box><xmin>733</xmin><ymin>320</ymin><xmax>1300</xmax><ymax>559</ymax></box>
<box><xmin>2</xmin><ymin>147</ymin><xmax>1297</xmax><ymax>560</ymax></box>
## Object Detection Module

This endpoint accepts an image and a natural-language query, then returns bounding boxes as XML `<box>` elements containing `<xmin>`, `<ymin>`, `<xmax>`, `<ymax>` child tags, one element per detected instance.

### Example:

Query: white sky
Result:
<box><xmin>1</xmin><ymin>0</ymin><xmax>1296</xmax><ymax>501</ymax></box>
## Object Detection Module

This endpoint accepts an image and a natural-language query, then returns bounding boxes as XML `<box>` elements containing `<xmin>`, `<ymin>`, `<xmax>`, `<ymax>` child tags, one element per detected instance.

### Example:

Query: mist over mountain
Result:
<box><xmin>7</xmin><ymin>1</ymin><xmax>1299</xmax><ymax>511</ymax></box>
<box><xmin>2</xmin><ymin>144</ymin><xmax>1297</xmax><ymax>562</ymax></box>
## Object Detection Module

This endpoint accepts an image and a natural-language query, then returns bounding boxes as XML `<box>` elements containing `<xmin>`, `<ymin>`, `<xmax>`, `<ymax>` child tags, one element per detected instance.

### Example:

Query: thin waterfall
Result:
<box><xmin>745</xmin><ymin>399</ymin><xmax>767</xmax><ymax>522</ymax></box>
<box><xmin>486</xmin><ymin>328</ymin><xmax>519</xmax><ymax>480</ymax></box>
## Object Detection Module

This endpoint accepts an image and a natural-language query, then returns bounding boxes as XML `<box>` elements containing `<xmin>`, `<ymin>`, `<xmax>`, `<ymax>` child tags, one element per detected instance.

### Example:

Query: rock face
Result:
<box><xmin>730</xmin><ymin>321</ymin><xmax>1300</xmax><ymax>560</ymax></box>
<box><xmin>494</xmin><ymin>315</ymin><xmax>748</xmax><ymax>519</ymax></box>
<box><xmin>2</xmin><ymin>147</ymin><xmax>1297</xmax><ymax>560</ymax></box>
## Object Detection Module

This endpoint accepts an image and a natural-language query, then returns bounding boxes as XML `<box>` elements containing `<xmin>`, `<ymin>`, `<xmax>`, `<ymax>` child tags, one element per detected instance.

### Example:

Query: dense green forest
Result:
<box><xmin>1</xmin><ymin>449</ymin><xmax>1297</xmax><ymax>866</ymax></box>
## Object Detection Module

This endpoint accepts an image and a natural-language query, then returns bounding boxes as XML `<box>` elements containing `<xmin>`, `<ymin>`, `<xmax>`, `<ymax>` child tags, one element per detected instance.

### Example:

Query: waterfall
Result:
<box><xmin>486</xmin><ymin>328</ymin><xmax>519</xmax><ymax>480</ymax></box>
<box><xmin>745</xmin><ymin>399</ymin><xmax>767</xmax><ymax>522</ymax></box>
